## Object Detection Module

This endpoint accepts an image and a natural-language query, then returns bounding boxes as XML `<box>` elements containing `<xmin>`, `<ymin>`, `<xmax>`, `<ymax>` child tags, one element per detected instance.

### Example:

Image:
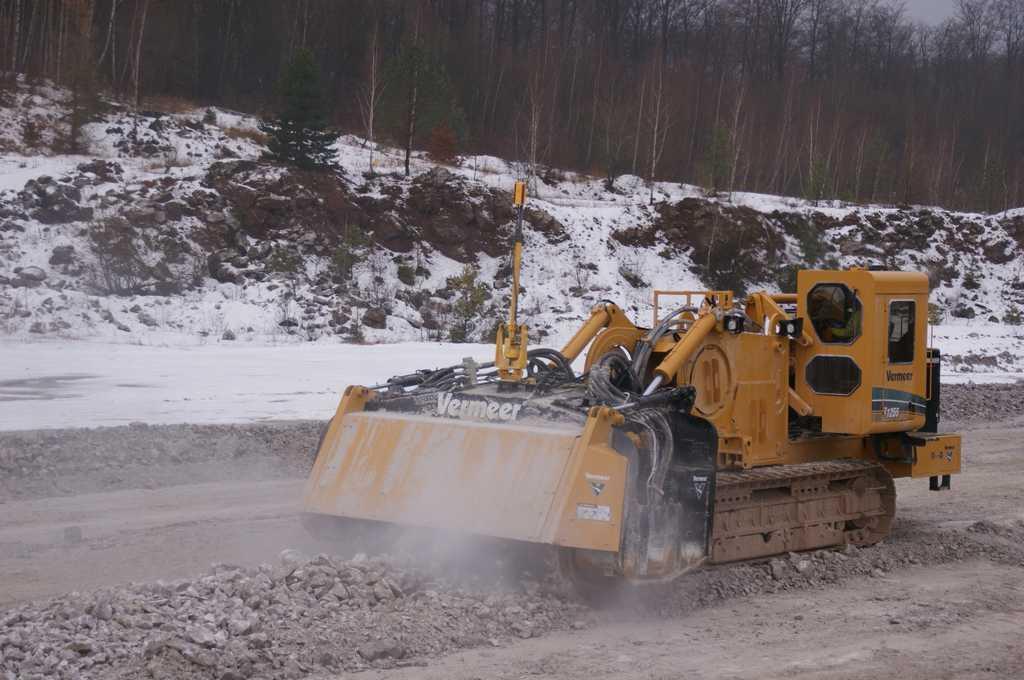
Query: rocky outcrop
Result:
<box><xmin>202</xmin><ymin>162</ymin><xmax>566</xmax><ymax>265</ymax></box>
<box><xmin>618</xmin><ymin>197</ymin><xmax>794</xmax><ymax>294</ymax></box>
<box><xmin>18</xmin><ymin>176</ymin><xmax>94</xmax><ymax>224</ymax></box>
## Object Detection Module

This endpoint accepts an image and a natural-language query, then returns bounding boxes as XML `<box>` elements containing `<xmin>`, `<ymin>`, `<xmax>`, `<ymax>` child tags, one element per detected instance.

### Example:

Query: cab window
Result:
<box><xmin>807</xmin><ymin>283</ymin><xmax>862</xmax><ymax>344</ymax></box>
<box><xmin>888</xmin><ymin>300</ymin><xmax>915</xmax><ymax>364</ymax></box>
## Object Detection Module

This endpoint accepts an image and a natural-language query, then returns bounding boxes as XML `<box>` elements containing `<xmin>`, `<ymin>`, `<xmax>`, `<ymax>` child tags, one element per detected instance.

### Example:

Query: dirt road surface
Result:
<box><xmin>1</xmin><ymin>416</ymin><xmax>1022</xmax><ymax>679</ymax></box>
<box><xmin>0</xmin><ymin>479</ymin><xmax>315</xmax><ymax>606</ymax></box>
<box><xmin>350</xmin><ymin>560</ymin><xmax>1024</xmax><ymax>680</ymax></box>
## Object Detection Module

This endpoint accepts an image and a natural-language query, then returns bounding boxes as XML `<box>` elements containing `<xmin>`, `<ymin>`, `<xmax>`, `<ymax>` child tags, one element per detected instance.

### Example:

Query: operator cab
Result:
<box><xmin>795</xmin><ymin>268</ymin><xmax>929</xmax><ymax>436</ymax></box>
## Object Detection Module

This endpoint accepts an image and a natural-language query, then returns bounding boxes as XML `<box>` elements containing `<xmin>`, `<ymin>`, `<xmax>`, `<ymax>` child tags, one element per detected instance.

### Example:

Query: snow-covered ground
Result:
<box><xmin>2</xmin><ymin>329</ymin><xmax>1019</xmax><ymax>432</ymax></box>
<box><xmin>0</xmin><ymin>339</ymin><xmax>494</xmax><ymax>431</ymax></box>
<box><xmin>0</xmin><ymin>80</ymin><xmax>1021</xmax><ymax>431</ymax></box>
<box><xmin>1</xmin><ymin>90</ymin><xmax>1021</xmax><ymax>347</ymax></box>
<box><xmin>931</xmin><ymin>323</ymin><xmax>1024</xmax><ymax>382</ymax></box>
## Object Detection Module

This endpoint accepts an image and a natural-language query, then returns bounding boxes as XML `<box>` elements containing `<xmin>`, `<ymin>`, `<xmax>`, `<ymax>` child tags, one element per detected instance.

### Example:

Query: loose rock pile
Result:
<box><xmin>941</xmin><ymin>383</ymin><xmax>1024</xmax><ymax>425</ymax></box>
<box><xmin>0</xmin><ymin>550</ymin><xmax>587</xmax><ymax>680</ymax></box>
<box><xmin>640</xmin><ymin>519</ymin><xmax>1024</xmax><ymax>617</ymax></box>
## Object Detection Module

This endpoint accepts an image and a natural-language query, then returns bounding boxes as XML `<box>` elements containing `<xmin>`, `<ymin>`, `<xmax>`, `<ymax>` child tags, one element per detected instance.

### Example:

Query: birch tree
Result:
<box><xmin>358</xmin><ymin>23</ymin><xmax>386</xmax><ymax>175</ymax></box>
<box><xmin>646</xmin><ymin>55</ymin><xmax>670</xmax><ymax>203</ymax></box>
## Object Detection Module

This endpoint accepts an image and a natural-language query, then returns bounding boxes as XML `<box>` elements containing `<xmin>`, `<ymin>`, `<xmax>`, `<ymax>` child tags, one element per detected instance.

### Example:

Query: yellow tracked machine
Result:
<box><xmin>302</xmin><ymin>182</ymin><xmax>962</xmax><ymax>584</ymax></box>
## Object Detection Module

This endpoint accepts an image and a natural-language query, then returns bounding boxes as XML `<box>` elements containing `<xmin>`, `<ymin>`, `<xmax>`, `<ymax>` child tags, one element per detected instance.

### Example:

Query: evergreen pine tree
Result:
<box><xmin>701</xmin><ymin>125</ymin><xmax>732</xmax><ymax>194</ymax></box>
<box><xmin>381</xmin><ymin>44</ymin><xmax>466</xmax><ymax>175</ymax></box>
<box><xmin>260</xmin><ymin>49</ymin><xmax>337</xmax><ymax>171</ymax></box>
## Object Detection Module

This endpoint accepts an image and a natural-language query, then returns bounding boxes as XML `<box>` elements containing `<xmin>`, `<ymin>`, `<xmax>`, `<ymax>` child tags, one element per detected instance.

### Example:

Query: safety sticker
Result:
<box><xmin>576</xmin><ymin>503</ymin><xmax>611</xmax><ymax>522</ymax></box>
<box><xmin>585</xmin><ymin>472</ymin><xmax>609</xmax><ymax>496</ymax></box>
<box><xmin>691</xmin><ymin>474</ymin><xmax>709</xmax><ymax>499</ymax></box>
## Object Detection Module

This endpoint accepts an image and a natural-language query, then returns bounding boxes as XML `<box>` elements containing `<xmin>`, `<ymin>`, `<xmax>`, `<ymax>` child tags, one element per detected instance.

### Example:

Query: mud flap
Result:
<box><xmin>671</xmin><ymin>416</ymin><xmax>717</xmax><ymax>564</ymax></box>
<box><xmin>618</xmin><ymin>415</ymin><xmax>717</xmax><ymax>580</ymax></box>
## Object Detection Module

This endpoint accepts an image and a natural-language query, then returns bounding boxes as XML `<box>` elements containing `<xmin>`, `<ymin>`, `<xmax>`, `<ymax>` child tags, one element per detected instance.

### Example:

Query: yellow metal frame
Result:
<box><xmin>496</xmin><ymin>180</ymin><xmax>530</xmax><ymax>382</ymax></box>
<box><xmin>652</xmin><ymin>290</ymin><xmax>734</xmax><ymax>325</ymax></box>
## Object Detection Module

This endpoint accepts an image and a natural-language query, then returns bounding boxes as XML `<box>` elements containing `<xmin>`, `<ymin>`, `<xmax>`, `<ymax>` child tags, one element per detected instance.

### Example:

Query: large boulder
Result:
<box><xmin>362</xmin><ymin>308</ymin><xmax>387</xmax><ymax>329</ymax></box>
<box><xmin>76</xmin><ymin>159</ymin><xmax>124</xmax><ymax>183</ymax></box>
<box><xmin>19</xmin><ymin>176</ymin><xmax>93</xmax><ymax>224</ymax></box>
<box><xmin>207</xmin><ymin>251</ymin><xmax>244</xmax><ymax>284</ymax></box>
<box><xmin>49</xmin><ymin>246</ymin><xmax>75</xmax><ymax>265</ymax></box>
<box><xmin>11</xmin><ymin>266</ymin><xmax>47</xmax><ymax>288</ymax></box>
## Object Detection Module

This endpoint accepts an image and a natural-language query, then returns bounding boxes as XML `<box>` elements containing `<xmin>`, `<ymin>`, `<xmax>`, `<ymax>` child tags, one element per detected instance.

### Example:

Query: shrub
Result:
<box><xmin>446</xmin><ymin>265</ymin><xmax>489</xmax><ymax>342</ymax></box>
<box><xmin>774</xmin><ymin>266</ymin><xmax>799</xmax><ymax>295</ymax></box>
<box><xmin>952</xmin><ymin>304</ymin><xmax>976</xmax><ymax>319</ymax></box>
<box><xmin>21</xmin><ymin>118</ymin><xmax>41</xmax><ymax>149</ymax></box>
<box><xmin>571</xmin><ymin>261</ymin><xmax>595</xmax><ymax>293</ymax></box>
<box><xmin>365</xmin><ymin>250</ymin><xmax>396</xmax><ymax>310</ymax></box>
<box><xmin>266</xmin><ymin>247</ymin><xmax>302</xmax><ymax>276</ymax></box>
<box><xmin>427</xmin><ymin>123</ymin><xmax>459</xmax><ymax>164</ymax></box>
<box><xmin>397</xmin><ymin>264</ymin><xmax>416</xmax><ymax>285</ymax></box>
<box><xmin>1003</xmin><ymin>305</ymin><xmax>1023</xmax><ymax>326</ymax></box>
<box><xmin>87</xmin><ymin>218</ymin><xmax>151</xmax><ymax>296</ymax></box>
<box><xmin>330</xmin><ymin>223</ymin><xmax>368</xmax><ymax>287</ymax></box>
<box><xmin>331</xmin><ymin>247</ymin><xmax>361</xmax><ymax>286</ymax></box>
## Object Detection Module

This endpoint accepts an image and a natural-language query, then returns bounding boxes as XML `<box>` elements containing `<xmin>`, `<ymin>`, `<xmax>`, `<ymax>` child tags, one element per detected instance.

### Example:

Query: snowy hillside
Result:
<box><xmin>1</xmin><ymin>80</ymin><xmax>1022</xmax><ymax>380</ymax></box>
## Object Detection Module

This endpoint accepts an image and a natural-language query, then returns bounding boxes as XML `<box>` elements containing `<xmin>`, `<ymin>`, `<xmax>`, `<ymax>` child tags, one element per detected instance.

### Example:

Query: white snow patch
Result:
<box><xmin>0</xmin><ymin>339</ymin><xmax>494</xmax><ymax>431</ymax></box>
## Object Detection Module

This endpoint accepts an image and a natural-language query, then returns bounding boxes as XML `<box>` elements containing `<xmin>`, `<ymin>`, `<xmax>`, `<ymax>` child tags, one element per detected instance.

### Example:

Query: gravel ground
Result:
<box><xmin>0</xmin><ymin>421</ymin><xmax>323</xmax><ymax>501</ymax></box>
<box><xmin>646</xmin><ymin>518</ymin><xmax>1024</xmax><ymax>615</ymax></box>
<box><xmin>2</xmin><ymin>521</ymin><xmax>1021</xmax><ymax>679</ymax></box>
<box><xmin>0</xmin><ymin>382</ymin><xmax>1021</xmax><ymax>679</ymax></box>
<box><xmin>940</xmin><ymin>382</ymin><xmax>1023</xmax><ymax>426</ymax></box>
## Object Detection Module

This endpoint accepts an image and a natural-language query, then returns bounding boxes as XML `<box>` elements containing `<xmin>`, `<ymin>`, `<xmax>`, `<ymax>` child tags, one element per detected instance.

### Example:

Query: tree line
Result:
<box><xmin>2</xmin><ymin>0</ymin><xmax>1024</xmax><ymax>212</ymax></box>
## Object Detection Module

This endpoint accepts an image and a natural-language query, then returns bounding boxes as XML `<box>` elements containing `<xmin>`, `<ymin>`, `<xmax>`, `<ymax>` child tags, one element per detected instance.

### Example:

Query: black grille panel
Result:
<box><xmin>806</xmin><ymin>355</ymin><xmax>861</xmax><ymax>396</ymax></box>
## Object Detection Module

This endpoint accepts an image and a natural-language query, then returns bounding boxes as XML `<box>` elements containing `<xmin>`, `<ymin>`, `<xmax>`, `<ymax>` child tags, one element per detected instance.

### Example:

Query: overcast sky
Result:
<box><xmin>902</xmin><ymin>0</ymin><xmax>958</xmax><ymax>24</ymax></box>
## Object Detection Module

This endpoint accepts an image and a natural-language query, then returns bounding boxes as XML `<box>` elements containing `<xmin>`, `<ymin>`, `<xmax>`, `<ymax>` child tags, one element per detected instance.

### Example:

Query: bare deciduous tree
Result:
<box><xmin>646</xmin><ymin>55</ymin><xmax>670</xmax><ymax>203</ymax></box>
<box><xmin>0</xmin><ymin>1</ymin><xmax>1022</xmax><ymax>211</ymax></box>
<box><xmin>358</xmin><ymin>22</ymin><xmax>386</xmax><ymax>175</ymax></box>
<box><xmin>98</xmin><ymin>0</ymin><xmax>119</xmax><ymax>83</ymax></box>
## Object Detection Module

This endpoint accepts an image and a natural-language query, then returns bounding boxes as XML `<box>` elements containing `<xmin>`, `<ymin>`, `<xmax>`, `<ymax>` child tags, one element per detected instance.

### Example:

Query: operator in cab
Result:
<box><xmin>809</xmin><ymin>285</ymin><xmax>861</xmax><ymax>343</ymax></box>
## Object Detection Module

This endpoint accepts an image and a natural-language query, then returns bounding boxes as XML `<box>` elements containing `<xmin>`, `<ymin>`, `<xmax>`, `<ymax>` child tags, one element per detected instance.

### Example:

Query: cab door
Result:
<box><xmin>871</xmin><ymin>295</ymin><xmax>928</xmax><ymax>432</ymax></box>
<box><xmin>796</xmin><ymin>274</ymin><xmax>869</xmax><ymax>434</ymax></box>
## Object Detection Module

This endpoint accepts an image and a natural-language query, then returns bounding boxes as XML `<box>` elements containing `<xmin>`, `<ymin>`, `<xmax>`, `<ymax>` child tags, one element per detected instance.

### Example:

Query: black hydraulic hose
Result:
<box><xmin>631</xmin><ymin>304</ymin><xmax>698</xmax><ymax>382</ymax></box>
<box><xmin>527</xmin><ymin>348</ymin><xmax>574</xmax><ymax>373</ymax></box>
<box><xmin>588</xmin><ymin>349</ymin><xmax>639</xmax><ymax>405</ymax></box>
<box><xmin>614</xmin><ymin>385</ymin><xmax>695</xmax><ymax>413</ymax></box>
<box><xmin>378</xmin><ymin>349</ymin><xmax>574</xmax><ymax>395</ymax></box>
<box><xmin>620</xmin><ymin>408</ymin><xmax>674</xmax><ymax>498</ymax></box>
<box><xmin>527</xmin><ymin>348</ymin><xmax>577</xmax><ymax>393</ymax></box>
